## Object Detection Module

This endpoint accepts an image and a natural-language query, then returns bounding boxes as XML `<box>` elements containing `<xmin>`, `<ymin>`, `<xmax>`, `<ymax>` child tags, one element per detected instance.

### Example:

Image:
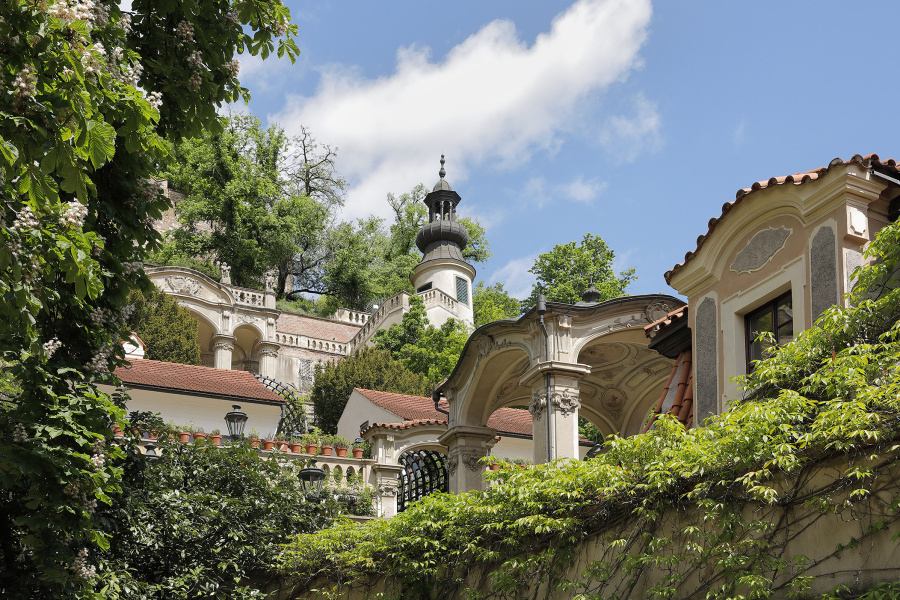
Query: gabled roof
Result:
<box><xmin>276</xmin><ymin>312</ymin><xmax>360</xmax><ymax>342</ymax></box>
<box><xmin>354</xmin><ymin>388</ymin><xmax>536</xmax><ymax>438</ymax></box>
<box><xmin>664</xmin><ymin>153</ymin><xmax>899</xmax><ymax>284</ymax></box>
<box><xmin>114</xmin><ymin>359</ymin><xmax>283</xmax><ymax>404</ymax></box>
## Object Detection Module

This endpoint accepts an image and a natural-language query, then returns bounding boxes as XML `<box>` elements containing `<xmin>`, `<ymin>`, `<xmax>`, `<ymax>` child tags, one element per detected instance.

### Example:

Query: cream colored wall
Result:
<box><xmin>336</xmin><ymin>392</ymin><xmax>401</xmax><ymax>441</ymax></box>
<box><xmin>670</xmin><ymin>166</ymin><xmax>892</xmax><ymax>413</ymax></box>
<box><xmin>119</xmin><ymin>386</ymin><xmax>283</xmax><ymax>436</ymax></box>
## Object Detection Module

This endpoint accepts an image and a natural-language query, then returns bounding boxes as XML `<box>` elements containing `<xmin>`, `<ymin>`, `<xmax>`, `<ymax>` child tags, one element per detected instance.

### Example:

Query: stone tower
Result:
<box><xmin>411</xmin><ymin>156</ymin><xmax>476</xmax><ymax>328</ymax></box>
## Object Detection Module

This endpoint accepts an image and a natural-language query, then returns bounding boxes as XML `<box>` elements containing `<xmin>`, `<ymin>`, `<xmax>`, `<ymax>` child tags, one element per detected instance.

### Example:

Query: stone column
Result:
<box><xmin>212</xmin><ymin>334</ymin><xmax>235</xmax><ymax>370</ymax></box>
<box><xmin>529</xmin><ymin>377</ymin><xmax>581</xmax><ymax>462</ymax></box>
<box><xmin>372</xmin><ymin>464</ymin><xmax>402</xmax><ymax>518</ymax></box>
<box><xmin>520</xmin><ymin>361</ymin><xmax>590</xmax><ymax>463</ymax></box>
<box><xmin>439</xmin><ymin>425</ymin><xmax>497</xmax><ymax>493</ymax></box>
<box><xmin>256</xmin><ymin>341</ymin><xmax>279</xmax><ymax>378</ymax></box>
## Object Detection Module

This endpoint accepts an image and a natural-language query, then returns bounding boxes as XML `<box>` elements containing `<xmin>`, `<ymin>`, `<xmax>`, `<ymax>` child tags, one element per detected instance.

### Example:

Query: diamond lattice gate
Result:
<box><xmin>397</xmin><ymin>449</ymin><xmax>449</xmax><ymax>512</ymax></box>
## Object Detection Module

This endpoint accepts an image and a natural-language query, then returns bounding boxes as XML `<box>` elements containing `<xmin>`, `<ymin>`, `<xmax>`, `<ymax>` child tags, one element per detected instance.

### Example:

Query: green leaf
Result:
<box><xmin>84</xmin><ymin>120</ymin><xmax>116</xmax><ymax>169</ymax></box>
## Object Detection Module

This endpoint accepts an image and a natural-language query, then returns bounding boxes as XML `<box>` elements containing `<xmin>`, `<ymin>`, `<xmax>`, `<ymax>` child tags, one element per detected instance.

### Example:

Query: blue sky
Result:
<box><xmin>235</xmin><ymin>0</ymin><xmax>900</xmax><ymax>299</ymax></box>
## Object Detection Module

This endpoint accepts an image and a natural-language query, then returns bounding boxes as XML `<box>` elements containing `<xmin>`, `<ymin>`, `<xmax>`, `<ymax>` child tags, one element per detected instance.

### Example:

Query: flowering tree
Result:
<box><xmin>0</xmin><ymin>0</ymin><xmax>296</xmax><ymax>595</ymax></box>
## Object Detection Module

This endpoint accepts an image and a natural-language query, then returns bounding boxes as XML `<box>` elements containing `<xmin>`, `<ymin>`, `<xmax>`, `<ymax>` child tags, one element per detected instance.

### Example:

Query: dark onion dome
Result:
<box><xmin>415</xmin><ymin>155</ymin><xmax>469</xmax><ymax>263</ymax></box>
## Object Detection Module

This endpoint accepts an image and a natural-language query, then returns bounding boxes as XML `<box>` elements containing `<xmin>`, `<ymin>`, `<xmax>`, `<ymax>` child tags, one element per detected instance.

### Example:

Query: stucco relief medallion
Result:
<box><xmin>730</xmin><ymin>227</ymin><xmax>792</xmax><ymax>274</ymax></box>
<box><xmin>163</xmin><ymin>275</ymin><xmax>201</xmax><ymax>296</ymax></box>
<box><xmin>600</xmin><ymin>388</ymin><xmax>626</xmax><ymax>416</ymax></box>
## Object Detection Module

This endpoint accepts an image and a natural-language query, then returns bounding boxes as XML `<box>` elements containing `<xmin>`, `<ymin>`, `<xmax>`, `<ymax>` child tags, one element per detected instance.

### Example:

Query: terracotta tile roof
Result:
<box><xmin>642</xmin><ymin>350</ymin><xmax>693</xmax><ymax>431</ymax></box>
<box><xmin>644</xmin><ymin>305</ymin><xmax>688</xmax><ymax>336</ymax></box>
<box><xmin>665</xmin><ymin>153</ymin><xmax>900</xmax><ymax>284</ymax></box>
<box><xmin>276</xmin><ymin>312</ymin><xmax>360</xmax><ymax>343</ymax></box>
<box><xmin>115</xmin><ymin>359</ymin><xmax>283</xmax><ymax>403</ymax></box>
<box><xmin>354</xmin><ymin>388</ymin><xmax>539</xmax><ymax>437</ymax></box>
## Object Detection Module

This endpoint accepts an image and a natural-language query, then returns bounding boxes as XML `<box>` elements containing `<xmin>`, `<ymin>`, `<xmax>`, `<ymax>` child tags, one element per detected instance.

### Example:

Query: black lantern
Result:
<box><xmin>224</xmin><ymin>404</ymin><xmax>248</xmax><ymax>440</ymax></box>
<box><xmin>143</xmin><ymin>442</ymin><xmax>160</xmax><ymax>461</ymax></box>
<box><xmin>298</xmin><ymin>466</ymin><xmax>326</xmax><ymax>494</ymax></box>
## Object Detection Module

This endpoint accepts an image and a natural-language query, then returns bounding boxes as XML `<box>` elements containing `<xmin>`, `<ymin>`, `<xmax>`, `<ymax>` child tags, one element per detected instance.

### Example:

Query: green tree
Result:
<box><xmin>0</xmin><ymin>1</ymin><xmax>297</xmax><ymax>594</ymax></box>
<box><xmin>310</xmin><ymin>347</ymin><xmax>427</xmax><ymax>434</ymax></box>
<box><xmin>163</xmin><ymin>116</ymin><xmax>336</xmax><ymax>296</ymax></box>
<box><xmin>126</xmin><ymin>286</ymin><xmax>200</xmax><ymax>364</ymax></box>
<box><xmin>373</xmin><ymin>296</ymin><xmax>469</xmax><ymax>389</ymax></box>
<box><xmin>98</xmin><ymin>430</ymin><xmax>369</xmax><ymax>598</ymax></box>
<box><xmin>525</xmin><ymin>233</ymin><xmax>636</xmax><ymax>308</ymax></box>
<box><xmin>473</xmin><ymin>282</ymin><xmax>521</xmax><ymax>327</ymax></box>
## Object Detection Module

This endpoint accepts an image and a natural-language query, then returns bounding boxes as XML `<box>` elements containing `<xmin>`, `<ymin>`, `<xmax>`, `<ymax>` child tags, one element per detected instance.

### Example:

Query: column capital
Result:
<box><xmin>211</xmin><ymin>334</ymin><xmax>235</xmax><ymax>352</ymax></box>
<box><xmin>518</xmin><ymin>360</ymin><xmax>591</xmax><ymax>388</ymax></box>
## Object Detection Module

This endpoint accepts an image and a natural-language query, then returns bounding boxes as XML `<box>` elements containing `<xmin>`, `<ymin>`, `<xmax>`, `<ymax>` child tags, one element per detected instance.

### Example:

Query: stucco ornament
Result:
<box><xmin>643</xmin><ymin>302</ymin><xmax>673</xmax><ymax>323</ymax></box>
<box><xmin>163</xmin><ymin>275</ymin><xmax>201</xmax><ymax>296</ymax></box>
<box><xmin>529</xmin><ymin>392</ymin><xmax>546</xmax><ymax>419</ymax></box>
<box><xmin>551</xmin><ymin>389</ymin><xmax>580</xmax><ymax>417</ymax></box>
<box><xmin>730</xmin><ymin>226</ymin><xmax>792</xmax><ymax>273</ymax></box>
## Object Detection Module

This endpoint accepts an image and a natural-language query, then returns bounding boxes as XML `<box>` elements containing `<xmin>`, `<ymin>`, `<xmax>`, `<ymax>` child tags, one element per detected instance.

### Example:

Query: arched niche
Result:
<box><xmin>232</xmin><ymin>324</ymin><xmax>263</xmax><ymax>373</ymax></box>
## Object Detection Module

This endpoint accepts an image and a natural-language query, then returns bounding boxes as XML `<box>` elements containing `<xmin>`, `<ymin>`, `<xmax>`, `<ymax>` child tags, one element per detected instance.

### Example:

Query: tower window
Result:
<box><xmin>744</xmin><ymin>291</ymin><xmax>793</xmax><ymax>373</ymax></box>
<box><xmin>455</xmin><ymin>277</ymin><xmax>469</xmax><ymax>305</ymax></box>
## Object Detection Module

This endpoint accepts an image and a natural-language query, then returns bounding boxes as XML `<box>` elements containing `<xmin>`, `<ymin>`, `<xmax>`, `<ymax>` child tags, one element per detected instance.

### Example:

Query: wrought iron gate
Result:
<box><xmin>397</xmin><ymin>449</ymin><xmax>449</xmax><ymax>512</ymax></box>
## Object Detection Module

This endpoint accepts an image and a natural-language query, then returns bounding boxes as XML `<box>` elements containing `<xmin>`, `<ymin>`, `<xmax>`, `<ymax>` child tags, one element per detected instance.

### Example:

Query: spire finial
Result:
<box><xmin>439</xmin><ymin>154</ymin><xmax>446</xmax><ymax>179</ymax></box>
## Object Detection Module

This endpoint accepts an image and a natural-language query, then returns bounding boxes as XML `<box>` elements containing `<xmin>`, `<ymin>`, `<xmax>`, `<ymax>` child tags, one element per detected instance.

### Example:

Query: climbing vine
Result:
<box><xmin>278</xmin><ymin>221</ymin><xmax>900</xmax><ymax>599</ymax></box>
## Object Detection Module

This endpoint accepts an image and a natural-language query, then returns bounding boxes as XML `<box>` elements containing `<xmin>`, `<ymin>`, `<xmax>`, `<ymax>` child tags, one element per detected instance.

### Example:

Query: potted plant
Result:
<box><xmin>192</xmin><ymin>427</ymin><xmax>207</xmax><ymax>442</ymax></box>
<box><xmin>334</xmin><ymin>436</ymin><xmax>350</xmax><ymax>458</ymax></box>
<box><xmin>320</xmin><ymin>435</ymin><xmax>334</xmax><ymax>457</ymax></box>
<box><xmin>178</xmin><ymin>427</ymin><xmax>191</xmax><ymax>444</ymax></box>
<box><xmin>262</xmin><ymin>434</ymin><xmax>276</xmax><ymax>451</ymax></box>
<box><xmin>209</xmin><ymin>429</ymin><xmax>222</xmax><ymax>446</ymax></box>
<box><xmin>289</xmin><ymin>436</ymin><xmax>303</xmax><ymax>454</ymax></box>
<box><xmin>249</xmin><ymin>430</ymin><xmax>260</xmax><ymax>449</ymax></box>
<box><xmin>303</xmin><ymin>433</ymin><xmax>319</xmax><ymax>455</ymax></box>
<box><xmin>352</xmin><ymin>440</ymin><xmax>365</xmax><ymax>459</ymax></box>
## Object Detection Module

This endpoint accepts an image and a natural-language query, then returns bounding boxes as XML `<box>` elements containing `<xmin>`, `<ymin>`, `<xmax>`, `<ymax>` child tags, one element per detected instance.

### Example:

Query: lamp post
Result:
<box><xmin>224</xmin><ymin>404</ymin><xmax>248</xmax><ymax>441</ymax></box>
<box><xmin>298</xmin><ymin>466</ymin><xmax>326</xmax><ymax>495</ymax></box>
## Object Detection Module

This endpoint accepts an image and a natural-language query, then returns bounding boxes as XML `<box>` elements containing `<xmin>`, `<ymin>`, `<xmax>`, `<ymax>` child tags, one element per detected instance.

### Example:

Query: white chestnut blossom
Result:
<box><xmin>43</xmin><ymin>338</ymin><xmax>62</xmax><ymax>358</ymax></box>
<box><xmin>62</xmin><ymin>201</ymin><xmax>88</xmax><ymax>228</ymax></box>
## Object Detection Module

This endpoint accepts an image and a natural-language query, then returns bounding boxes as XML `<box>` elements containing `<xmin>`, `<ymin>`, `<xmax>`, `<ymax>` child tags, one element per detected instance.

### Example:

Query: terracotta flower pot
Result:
<box><xmin>320</xmin><ymin>445</ymin><xmax>334</xmax><ymax>457</ymax></box>
<box><xmin>250</xmin><ymin>437</ymin><xmax>260</xmax><ymax>449</ymax></box>
<box><xmin>352</xmin><ymin>448</ymin><xmax>364</xmax><ymax>459</ymax></box>
<box><xmin>178</xmin><ymin>431</ymin><xmax>190</xmax><ymax>444</ymax></box>
<box><xmin>263</xmin><ymin>439</ymin><xmax>275</xmax><ymax>451</ymax></box>
<box><xmin>305</xmin><ymin>443</ymin><xmax>318</xmax><ymax>455</ymax></box>
<box><xmin>193</xmin><ymin>432</ymin><xmax>207</xmax><ymax>442</ymax></box>
<box><xmin>210</xmin><ymin>434</ymin><xmax>222</xmax><ymax>446</ymax></box>
<box><xmin>290</xmin><ymin>442</ymin><xmax>302</xmax><ymax>453</ymax></box>
<box><xmin>335</xmin><ymin>447</ymin><xmax>348</xmax><ymax>458</ymax></box>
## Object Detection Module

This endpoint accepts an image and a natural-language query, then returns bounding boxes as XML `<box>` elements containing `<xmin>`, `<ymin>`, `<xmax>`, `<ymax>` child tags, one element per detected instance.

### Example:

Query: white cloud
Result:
<box><xmin>524</xmin><ymin>175</ymin><xmax>606</xmax><ymax>208</ymax></box>
<box><xmin>272</xmin><ymin>0</ymin><xmax>653</xmax><ymax>220</ymax></box>
<box><xmin>489</xmin><ymin>254</ymin><xmax>538</xmax><ymax>299</ymax></box>
<box><xmin>597</xmin><ymin>93</ymin><xmax>662</xmax><ymax>163</ymax></box>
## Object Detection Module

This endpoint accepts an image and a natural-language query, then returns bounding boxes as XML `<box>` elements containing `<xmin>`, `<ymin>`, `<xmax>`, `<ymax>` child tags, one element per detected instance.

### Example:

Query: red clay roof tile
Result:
<box><xmin>115</xmin><ymin>359</ymin><xmax>283</xmax><ymax>403</ymax></box>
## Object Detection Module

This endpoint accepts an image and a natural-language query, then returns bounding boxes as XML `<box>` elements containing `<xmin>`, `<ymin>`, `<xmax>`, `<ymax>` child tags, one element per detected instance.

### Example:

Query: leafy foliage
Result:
<box><xmin>125</xmin><ymin>285</ymin><xmax>200</xmax><ymax>364</ymax></box>
<box><xmin>281</xmin><ymin>222</ymin><xmax>900</xmax><ymax>599</ymax></box>
<box><xmin>97</xmin><ymin>432</ymin><xmax>367</xmax><ymax>598</ymax></box>
<box><xmin>525</xmin><ymin>232</ymin><xmax>635</xmax><ymax>308</ymax></box>
<box><xmin>472</xmin><ymin>281</ymin><xmax>521</xmax><ymax>327</ymax></box>
<box><xmin>310</xmin><ymin>347</ymin><xmax>428</xmax><ymax>434</ymax></box>
<box><xmin>373</xmin><ymin>295</ymin><xmax>469</xmax><ymax>390</ymax></box>
<box><xmin>0</xmin><ymin>0</ymin><xmax>296</xmax><ymax>595</ymax></box>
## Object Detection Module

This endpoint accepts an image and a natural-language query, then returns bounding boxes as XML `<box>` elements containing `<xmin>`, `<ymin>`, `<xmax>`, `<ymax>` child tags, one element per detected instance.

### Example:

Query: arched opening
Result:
<box><xmin>576</xmin><ymin>331</ymin><xmax>674</xmax><ymax>437</ymax></box>
<box><xmin>182</xmin><ymin>307</ymin><xmax>217</xmax><ymax>367</ymax></box>
<box><xmin>232</xmin><ymin>324</ymin><xmax>262</xmax><ymax>373</ymax></box>
<box><xmin>397</xmin><ymin>449</ymin><xmax>449</xmax><ymax>512</ymax></box>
